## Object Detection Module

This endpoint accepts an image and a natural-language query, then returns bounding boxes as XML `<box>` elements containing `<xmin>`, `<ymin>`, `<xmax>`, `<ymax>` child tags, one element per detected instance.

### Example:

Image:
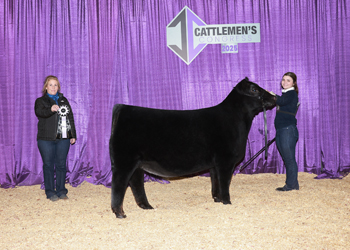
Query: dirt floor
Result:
<box><xmin>0</xmin><ymin>172</ymin><xmax>349</xmax><ymax>250</ymax></box>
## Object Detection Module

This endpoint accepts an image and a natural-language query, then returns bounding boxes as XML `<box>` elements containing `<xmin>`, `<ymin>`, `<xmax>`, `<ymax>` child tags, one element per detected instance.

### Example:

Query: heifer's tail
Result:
<box><xmin>110</xmin><ymin>104</ymin><xmax>124</xmax><ymax>170</ymax></box>
<box><xmin>111</xmin><ymin>104</ymin><xmax>123</xmax><ymax>134</ymax></box>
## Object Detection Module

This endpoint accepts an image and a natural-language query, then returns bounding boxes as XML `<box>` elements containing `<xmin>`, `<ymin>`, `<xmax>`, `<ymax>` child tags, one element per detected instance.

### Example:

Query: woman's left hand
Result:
<box><xmin>70</xmin><ymin>138</ymin><xmax>76</xmax><ymax>145</ymax></box>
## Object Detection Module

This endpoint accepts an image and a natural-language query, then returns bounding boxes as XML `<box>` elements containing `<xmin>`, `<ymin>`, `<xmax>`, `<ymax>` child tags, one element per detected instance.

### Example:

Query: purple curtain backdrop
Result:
<box><xmin>0</xmin><ymin>0</ymin><xmax>349</xmax><ymax>188</ymax></box>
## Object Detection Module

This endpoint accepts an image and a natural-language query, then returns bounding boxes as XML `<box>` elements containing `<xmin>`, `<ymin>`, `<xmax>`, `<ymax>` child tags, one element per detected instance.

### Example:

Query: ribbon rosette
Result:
<box><xmin>57</xmin><ymin>105</ymin><xmax>70</xmax><ymax>117</ymax></box>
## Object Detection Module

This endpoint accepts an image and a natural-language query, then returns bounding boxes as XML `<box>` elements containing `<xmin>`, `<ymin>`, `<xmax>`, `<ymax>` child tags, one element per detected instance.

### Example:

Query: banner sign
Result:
<box><xmin>166</xmin><ymin>6</ymin><xmax>260</xmax><ymax>65</ymax></box>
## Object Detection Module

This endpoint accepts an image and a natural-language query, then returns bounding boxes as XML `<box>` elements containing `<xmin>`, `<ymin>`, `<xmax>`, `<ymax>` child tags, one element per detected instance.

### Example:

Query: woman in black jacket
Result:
<box><xmin>35</xmin><ymin>75</ymin><xmax>76</xmax><ymax>201</ymax></box>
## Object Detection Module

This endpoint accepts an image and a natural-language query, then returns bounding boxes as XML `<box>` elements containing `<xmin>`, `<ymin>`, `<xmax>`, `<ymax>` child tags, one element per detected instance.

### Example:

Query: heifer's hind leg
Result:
<box><xmin>129</xmin><ymin>168</ymin><xmax>153</xmax><ymax>210</ymax></box>
<box><xmin>111</xmin><ymin>168</ymin><xmax>132</xmax><ymax>219</ymax></box>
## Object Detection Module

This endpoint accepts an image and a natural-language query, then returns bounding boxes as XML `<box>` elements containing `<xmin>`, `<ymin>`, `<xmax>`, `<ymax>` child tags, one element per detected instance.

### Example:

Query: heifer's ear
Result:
<box><xmin>245</xmin><ymin>77</ymin><xmax>249</xmax><ymax>81</ymax></box>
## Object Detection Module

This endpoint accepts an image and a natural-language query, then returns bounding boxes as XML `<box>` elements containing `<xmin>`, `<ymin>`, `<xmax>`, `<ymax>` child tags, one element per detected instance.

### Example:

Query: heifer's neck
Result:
<box><xmin>222</xmin><ymin>89</ymin><xmax>259</xmax><ymax>115</ymax></box>
<box><xmin>221</xmin><ymin>89</ymin><xmax>260</xmax><ymax>132</ymax></box>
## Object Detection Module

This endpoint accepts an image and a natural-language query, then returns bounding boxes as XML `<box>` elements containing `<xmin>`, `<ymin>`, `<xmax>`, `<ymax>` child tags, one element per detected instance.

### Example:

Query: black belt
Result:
<box><xmin>276</xmin><ymin>110</ymin><xmax>297</xmax><ymax>116</ymax></box>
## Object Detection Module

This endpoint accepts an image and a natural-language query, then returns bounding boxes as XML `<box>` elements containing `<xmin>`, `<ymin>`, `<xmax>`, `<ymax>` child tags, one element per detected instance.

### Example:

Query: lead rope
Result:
<box><xmin>238</xmin><ymin>106</ymin><xmax>270</xmax><ymax>173</ymax></box>
<box><xmin>239</xmin><ymin>102</ymin><xmax>301</xmax><ymax>173</ymax></box>
<box><xmin>263</xmin><ymin>107</ymin><xmax>268</xmax><ymax>159</ymax></box>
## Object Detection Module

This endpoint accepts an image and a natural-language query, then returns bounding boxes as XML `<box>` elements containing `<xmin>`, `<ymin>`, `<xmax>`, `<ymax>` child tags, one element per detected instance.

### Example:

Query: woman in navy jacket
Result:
<box><xmin>35</xmin><ymin>75</ymin><xmax>76</xmax><ymax>201</ymax></box>
<box><xmin>272</xmin><ymin>72</ymin><xmax>300</xmax><ymax>191</ymax></box>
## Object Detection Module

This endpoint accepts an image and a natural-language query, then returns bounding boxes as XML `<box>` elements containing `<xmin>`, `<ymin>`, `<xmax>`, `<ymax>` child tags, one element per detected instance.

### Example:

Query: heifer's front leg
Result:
<box><xmin>129</xmin><ymin>168</ymin><xmax>153</xmax><ymax>210</ymax></box>
<box><xmin>209</xmin><ymin>168</ymin><xmax>221</xmax><ymax>202</ymax></box>
<box><xmin>217</xmin><ymin>167</ymin><xmax>234</xmax><ymax>205</ymax></box>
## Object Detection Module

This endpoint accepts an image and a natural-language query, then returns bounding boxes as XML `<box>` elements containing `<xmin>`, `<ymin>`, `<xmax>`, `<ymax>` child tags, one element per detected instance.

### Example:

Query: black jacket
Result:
<box><xmin>274</xmin><ymin>90</ymin><xmax>298</xmax><ymax>129</ymax></box>
<box><xmin>35</xmin><ymin>93</ymin><xmax>76</xmax><ymax>141</ymax></box>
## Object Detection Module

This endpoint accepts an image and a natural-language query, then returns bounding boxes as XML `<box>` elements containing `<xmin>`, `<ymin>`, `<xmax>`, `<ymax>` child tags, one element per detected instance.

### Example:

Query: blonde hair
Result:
<box><xmin>42</xmin><ymin>75</ymin><xmax>61</xmax><ymax>95</ymax></box>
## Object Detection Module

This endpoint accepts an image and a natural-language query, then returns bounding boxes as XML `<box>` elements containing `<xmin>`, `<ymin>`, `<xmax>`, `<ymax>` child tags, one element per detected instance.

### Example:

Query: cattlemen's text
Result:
<box><xmin>194</xmin><ymin>25</ymin><xmax>258</xmax><ymax>36</ymax></box>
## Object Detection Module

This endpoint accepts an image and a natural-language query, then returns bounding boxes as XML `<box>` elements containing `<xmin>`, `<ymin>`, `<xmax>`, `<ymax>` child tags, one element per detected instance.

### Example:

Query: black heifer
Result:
<box><xmin>109</xmin><ymin>78</ymin><xmax>276</xmax><ymax>218</ymax></box>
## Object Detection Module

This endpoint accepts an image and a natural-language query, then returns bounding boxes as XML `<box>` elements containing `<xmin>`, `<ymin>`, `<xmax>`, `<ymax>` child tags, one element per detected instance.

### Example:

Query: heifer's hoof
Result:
<box><xmin>115</xmin><ymin>213</ymin><xmax>127</xmax><ymax>219</ymax></box>
<box><xmin>222</xmin><ymin>200</ymin><xmax>232</xmax><ymax>205</ymax></box>
<box><xmin>112</xmin><ymin>207</ymin><xmax>126</xmax><ymax>219</ymax></box>
<box><xmin>138</xmin><ymin>203</ymin><xmax>154</xmax><ymax>210</ymax></box>
<box><xmin>213</xmin><ymin>197</ymin><xmax>221</xmax><ymax>203</ymax></box>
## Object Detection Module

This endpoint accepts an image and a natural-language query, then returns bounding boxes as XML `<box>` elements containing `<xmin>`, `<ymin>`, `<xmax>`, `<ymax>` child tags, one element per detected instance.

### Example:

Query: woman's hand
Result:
<box><xmin>51</xmin><ymin>104</ymin><xmax>60</xmax><ymax>112</ymax></box>
<box><xmin>70</xmin><ymin>138</ymin><xmax>76</xmax><ymax>145</ymax></box>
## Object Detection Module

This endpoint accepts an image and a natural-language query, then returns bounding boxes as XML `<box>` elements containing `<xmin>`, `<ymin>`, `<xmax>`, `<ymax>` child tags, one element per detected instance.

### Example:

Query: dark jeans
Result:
<box><xmin>37</xmin><ymin>139</ymin><xmax>70</xmax><ymax>198</ymax></box>
<box><xmin>275</xmin><ymin>125</ymin><xmax>299</xmax><ymax>190</ymax></box>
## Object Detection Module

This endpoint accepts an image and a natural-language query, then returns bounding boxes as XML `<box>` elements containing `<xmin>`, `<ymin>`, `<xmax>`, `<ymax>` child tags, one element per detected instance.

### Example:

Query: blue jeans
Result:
<box><xmin>37</xmin><ymin>139</ymin><xmax>70</xmax><ymax>198</ymax></box>
<box><xmin>275</xmin><ymin>125</ymin><xmax>299</xmax><ymax>189</ymax></box>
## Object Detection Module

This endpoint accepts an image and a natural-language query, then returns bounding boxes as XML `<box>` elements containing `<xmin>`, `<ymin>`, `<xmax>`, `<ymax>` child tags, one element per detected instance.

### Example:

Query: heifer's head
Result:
<box><xmin>235</xmin><ymin>77</ymin><xmax>276</xmax><ymax>112</ymax></box>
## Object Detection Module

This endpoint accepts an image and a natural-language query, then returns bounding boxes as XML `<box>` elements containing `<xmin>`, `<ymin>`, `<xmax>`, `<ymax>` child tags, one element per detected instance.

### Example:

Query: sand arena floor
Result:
<box><xmin>0</xmin><ymin>172</ymin><xmax>349</xmax><ymax>249</ymax></box>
